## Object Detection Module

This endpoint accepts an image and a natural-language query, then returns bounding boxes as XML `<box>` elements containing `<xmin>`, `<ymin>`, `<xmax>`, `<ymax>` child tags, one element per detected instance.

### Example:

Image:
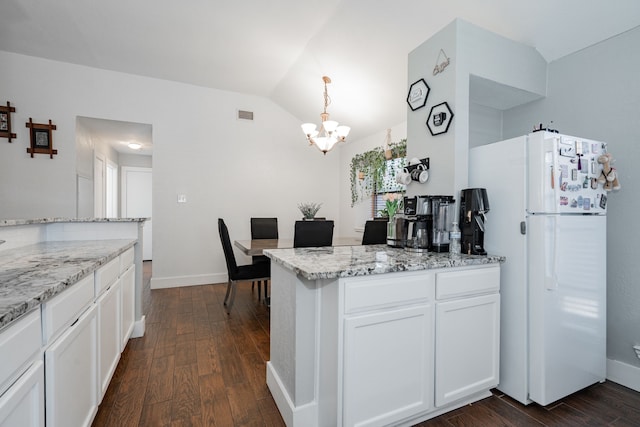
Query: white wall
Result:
<box><xmin>407</xmin><ymin>19</ymin><xmax>547</xmax><ymax>199</ymax></box>
<box><xmin>0</xmin><ymin>51</ymin><xmax>340</xmax><ymax>289</ymax></box>
<box><xmin>503</xmin><ymin>26</ymin><xmax>640</xmax><ymax>382</ymax></box>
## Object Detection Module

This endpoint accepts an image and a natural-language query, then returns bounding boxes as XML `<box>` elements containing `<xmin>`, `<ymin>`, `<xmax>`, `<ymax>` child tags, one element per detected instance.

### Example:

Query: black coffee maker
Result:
<box><xmin>459</xmin><ymin>188</ymin><xmax>490</xmax><ymax>255</ymax></box>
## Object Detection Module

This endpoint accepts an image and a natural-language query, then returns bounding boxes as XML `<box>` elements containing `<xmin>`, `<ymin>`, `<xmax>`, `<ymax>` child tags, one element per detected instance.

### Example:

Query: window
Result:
<box><xmin>371</xmin><ymin>157</ymin><xmax>406</xmax><ymax>217</ymax></box>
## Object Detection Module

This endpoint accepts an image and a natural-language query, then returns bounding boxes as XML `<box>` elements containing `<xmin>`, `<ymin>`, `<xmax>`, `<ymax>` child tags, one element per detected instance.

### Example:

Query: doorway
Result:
<box><xmin>76</xmin><ymin>116</ymin><xmax>153</xmax><ymax>259</ymax></box>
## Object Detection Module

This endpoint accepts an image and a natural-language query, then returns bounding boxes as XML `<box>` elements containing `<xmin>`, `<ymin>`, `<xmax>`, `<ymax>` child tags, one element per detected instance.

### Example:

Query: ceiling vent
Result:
<box><xmin>237</xmin><ymin>110</ymin><xmax>254</xmax><ymax>121</ymax></box>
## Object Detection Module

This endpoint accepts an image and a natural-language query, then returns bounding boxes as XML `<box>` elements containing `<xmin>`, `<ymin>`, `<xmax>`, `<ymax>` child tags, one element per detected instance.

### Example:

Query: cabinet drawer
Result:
<box><xmin>343</xmin><ymin>272</ymin><xmax>434</xmax><ymax>314</ymax></box>
<box><xmin>42</xmin><ymin>274</ymin><xmax>94</xmax><ymax>345</ymax></box>
<box><xmin>436</xmin><ymin>265</ymin><xmax>499</xmax><ymax>300</ymax></box>
<box><xmin>119</xmin><ymin>247</ymin><xmax>134</xmax><ymax>274</ymax></box>
<box><xmin>0</xmin><ymin>310</ymin><xmax>41</xmax><ymax>395</ymax></box>
<box><xmin>95</xmin><ymin>257</ymin><xmax>120</xmax><ymax>296</ymax></box>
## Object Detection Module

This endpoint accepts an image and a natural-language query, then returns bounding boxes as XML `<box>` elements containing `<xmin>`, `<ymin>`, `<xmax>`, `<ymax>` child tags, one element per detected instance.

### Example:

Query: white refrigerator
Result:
<box><xmin>469</xmin><ymin>131</ymin><xmax>607</xmax><ymax>406</ymax></box>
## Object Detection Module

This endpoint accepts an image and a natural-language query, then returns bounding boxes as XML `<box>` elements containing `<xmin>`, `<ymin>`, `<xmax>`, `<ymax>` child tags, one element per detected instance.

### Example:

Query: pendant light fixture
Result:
<box><xmin>301</xmin><ymin>76</ymin><xmax>350</xmax><ymax>155</ymax></box>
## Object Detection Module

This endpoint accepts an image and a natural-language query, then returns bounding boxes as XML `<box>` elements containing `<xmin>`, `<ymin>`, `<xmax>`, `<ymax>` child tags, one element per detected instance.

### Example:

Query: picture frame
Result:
<box><xmin>426</xmin><ymin>102</ymin><xmax>454</xmax><ymax>136</ymax></box>
<box><xmin>26</xmin><ymin>118</ymin><xmax>58</xmax><ymax>158</ymax></box>
<box><xmin>406</xmin><ymin>78</ymin><xmax>430</xmax><ymax>111</ymax></box>
<box><xmin>0</xmin><ymin>101</ymin><xmax>16</xmax><ymax>142</ymax></box>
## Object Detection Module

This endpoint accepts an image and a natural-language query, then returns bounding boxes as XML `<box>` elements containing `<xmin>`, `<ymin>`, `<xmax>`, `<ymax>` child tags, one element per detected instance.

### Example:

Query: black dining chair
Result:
<box><xmin>218</xmin><ymin>218</ymin><xmax>270</xmax><ymax>313</ymax></box>
<box><xmin>293</xmin><ymin>220</ymin><xmax>334</xmax><ymax>248</ymax></box>
<box><xmin>362</xmin><ymin>219</ymin><xmax>388</xmax><ymax>245</ymax></box>
<box><xmin>250</xmin><ymin>217</ymin><xmax>278</xmax><ymax>301</ymax></box>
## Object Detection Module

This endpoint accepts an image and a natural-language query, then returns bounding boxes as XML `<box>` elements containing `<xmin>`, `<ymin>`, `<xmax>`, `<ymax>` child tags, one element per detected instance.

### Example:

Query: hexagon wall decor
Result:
<box><xmin>426</xmin><ymin>102</ymin><xmax>454</xmax><ymax>136</ymax></box>
<box><xmin>407</xmin><ymin>78</ymin><xmax>430</xmax><ymax>111</ymax></box>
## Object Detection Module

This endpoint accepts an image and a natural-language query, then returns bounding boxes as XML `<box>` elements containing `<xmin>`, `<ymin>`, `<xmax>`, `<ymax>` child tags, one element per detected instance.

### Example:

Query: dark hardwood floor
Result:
<box><xmin>93</xmin><ymin>262</ymin><xmax>640</xmax><ymax>426</ymax></box>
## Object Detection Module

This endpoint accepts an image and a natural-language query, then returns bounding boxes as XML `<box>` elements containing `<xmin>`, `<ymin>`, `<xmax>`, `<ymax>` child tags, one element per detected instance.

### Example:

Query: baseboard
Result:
<box><xmin>150</xmin><ymin>273</ymin><xmax>227</xmax><ymax>289</ymax></box>
<box><xmin>266</xmin><ymin>362</ymin><xmax>318</xmax><ymax>427</ymax></box>
<box><xmin>132</xmin><ymin>316</ymin><xmax>145</xmax><ymax>338</ymax></box>
<box><xmin>607</xmin><ymin>358</ymin><xmax>640</xmax><ymax>392</ymax></box>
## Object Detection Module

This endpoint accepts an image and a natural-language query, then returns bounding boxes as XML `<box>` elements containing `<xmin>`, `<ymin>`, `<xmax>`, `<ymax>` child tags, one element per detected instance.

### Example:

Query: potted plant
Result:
<box><xmin>350</xmin><ymin>139</ymin><xmax>407</xmax><ymax>207</ymax></box>
<box><xmin>298</xmin><ymin>202</ymin><xmax>322</xmax><ymax>220</ymax></box>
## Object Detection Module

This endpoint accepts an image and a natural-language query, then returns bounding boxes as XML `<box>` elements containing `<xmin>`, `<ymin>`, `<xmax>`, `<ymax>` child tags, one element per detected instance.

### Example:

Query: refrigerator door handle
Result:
<box><xmin>545</xmin><ymin>216</ymin><xmax>559</xmax><ymax>291</ymax></box>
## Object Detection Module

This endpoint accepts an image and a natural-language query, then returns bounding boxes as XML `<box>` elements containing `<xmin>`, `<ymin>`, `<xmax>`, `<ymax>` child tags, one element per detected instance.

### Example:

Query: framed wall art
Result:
<box><xmin>426</xmin><ymin>102</ymin><xmax>454</xmax><ymax>136</ymax></box>
<box><xmin>406</xmin><ymin>78</ymin><xmax>430</xmax><ymax>111</ymax></box>
<box><xmin>0</xmin><ymin>101</ymin><xmax>16</xmax><ymax>142</ymax></box>
<box><xmin>26</xmin><ymin>118</ymin><xmax>58</xmax><ymax>158</ymax></box>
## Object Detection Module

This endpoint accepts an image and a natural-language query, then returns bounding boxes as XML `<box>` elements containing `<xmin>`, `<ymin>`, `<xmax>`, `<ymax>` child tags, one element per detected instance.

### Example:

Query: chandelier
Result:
<box><xmin>301</xmin><ymin>76</ymin><xmax>350</xmax><ymax>155</ymax></box>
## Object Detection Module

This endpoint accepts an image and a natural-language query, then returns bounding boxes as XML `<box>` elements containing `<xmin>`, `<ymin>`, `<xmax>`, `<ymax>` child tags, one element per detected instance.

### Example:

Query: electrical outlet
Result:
<box><xmin>633</xmin><ymin>345</ymin><xmax>640</xmax><ymax>359</ymax></box>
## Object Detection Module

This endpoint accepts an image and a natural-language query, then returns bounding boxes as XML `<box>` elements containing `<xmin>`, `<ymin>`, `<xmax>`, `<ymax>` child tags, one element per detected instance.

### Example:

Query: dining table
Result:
<box><xmin>234</xmin><ymin>237</ymin><xmax>362</xmax><ymax>256</ymax></box>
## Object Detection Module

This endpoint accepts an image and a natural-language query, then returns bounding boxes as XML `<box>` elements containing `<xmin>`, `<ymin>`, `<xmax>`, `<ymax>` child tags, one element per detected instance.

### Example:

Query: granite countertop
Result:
<box><xmin>0</xmin><ymin>217</ymin><xmax>148</xmax><ymax>227</ymax></box>
<box><xmin>264</xmin><ymin>244</ymin><xmax>505</xmax><ymax>280</ymax></box>
<box><xmin>0</xmin><ymin>239</ymin><xmax>135</xmax><ymax>330</ymax></box>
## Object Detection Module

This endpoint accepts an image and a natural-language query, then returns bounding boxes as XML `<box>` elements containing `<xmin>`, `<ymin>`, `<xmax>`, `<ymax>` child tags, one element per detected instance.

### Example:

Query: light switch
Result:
<box><xmin>177</xmin><ymin>194</ymin><xmax>187</xmax><ymax>203</ymax></box>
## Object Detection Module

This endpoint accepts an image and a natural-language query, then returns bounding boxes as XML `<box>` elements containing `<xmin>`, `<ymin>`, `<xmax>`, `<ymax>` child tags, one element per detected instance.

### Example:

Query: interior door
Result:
<box><xmin>121</xmin><ymin>167</ymin><xmax>152</xmax><ymax>260</ymax></box>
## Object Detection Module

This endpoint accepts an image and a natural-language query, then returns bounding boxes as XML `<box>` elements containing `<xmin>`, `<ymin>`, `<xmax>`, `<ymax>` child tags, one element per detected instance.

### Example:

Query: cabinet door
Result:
<box><xmin>435</xmin><ymin>293</ymin><xmax>500</xmax><ymax>407</ymax></box>
<box><xmin>343</xmin><ymin>304</ymin><xmax>433</xmax><ymax>427</ymax></box>
<box><xmin>98</xmin><ymin>279</ymin><xmax>121</xmax><ymax>400</ymax></box>
<box><xmin>120</xmin><ymin>264</ymin><xmax>135</xmax><ymax>351</ymax></box>
<box><xmin>45</xmin><ymin>304</ymin><xmax>98</xmax><ymax>427</ymax></box>
<box><xmin>0</xmin><ymin>361</ymin><xmax>44</xmax><ymax>427</ymax></box>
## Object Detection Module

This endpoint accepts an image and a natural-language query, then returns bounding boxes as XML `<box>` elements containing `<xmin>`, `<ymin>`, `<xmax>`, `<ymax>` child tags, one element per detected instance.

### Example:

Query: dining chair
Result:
<box><xmin>218</xmin><ymin>218</ymin><xmax>270</xmax><ymax>313</ymax></box>
<box><xmin>250</xmin><ymin>217</ymin><xmax>278</xmax><ymax>302</ymax></box>
<box><xmin>362</xmin><ymin>219</ymin><xmax>388</xmax><ymax>245</ymax></box>
<box><xmin>293</xmin><ymin>220</ymin><xmax>334</xmax><ymax>248</ymax></box>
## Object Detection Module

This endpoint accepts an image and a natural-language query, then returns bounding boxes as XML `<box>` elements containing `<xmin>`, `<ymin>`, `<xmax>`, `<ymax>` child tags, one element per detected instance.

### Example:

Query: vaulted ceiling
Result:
<box><xmin>2</xmin><ymin>0</ymin><xmax>640</xmax><ymax>146</ymax></box>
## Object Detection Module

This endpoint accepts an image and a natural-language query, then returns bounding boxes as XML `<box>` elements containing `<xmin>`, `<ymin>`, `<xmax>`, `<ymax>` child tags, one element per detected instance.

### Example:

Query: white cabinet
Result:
<box><xmin>120</xmin><ymin>264</ymin><xmax>135</xmax><ymax>351</ymax></box>
<box><xmin>0</xmin><ymin>310</ymin><xmax>41</xmax><ymax>395</ymax></box>
<box><xmin>45</xmin><ymin>303</ymin><xmax>98</xmax><ymax>427</ymax></box>
<box><xmin>434</xmin><ymin>266</ymin><xmax>500</xmax><ymax>407</ymax></box>
<box><xmin>97</xmin><ymin>278</ymin><xmax>121</xmax><ymax>400</ymax></box>
<box><xmin>0</xmin><ymin>361</ymin><xmax>44</xmax><ymax>427</ymax></box>
<box><xmin>343</xmin><ymin>305</ymin><xmax>433</xmax><ymax>427</ymax></box>
<box><xmin>341</xmin><ymin>272</ymin><xmax>434</xmax><ymax>427</ymax></box>
<box><xmin>267</xmin><ymin>261</ymin><xmax>501</xmax><ymax>427</ymax></box>
<box><xmin>0</xmin><ymin>309</ymin><xmax>44</xmax><ymax>427</ymax></box>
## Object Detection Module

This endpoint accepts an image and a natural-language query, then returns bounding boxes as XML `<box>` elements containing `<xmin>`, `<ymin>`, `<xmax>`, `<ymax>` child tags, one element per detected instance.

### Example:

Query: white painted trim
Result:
<box><xmin>131</xmin><ymin>316</ymin><xmax>145</xmax><ymax>338</ymax></box>
<box><xmin>149</xmin><ymin>273</ymin><xmax>227</xmax><ymax>289</ymax></box>
<box><xmin>607</xmin><ymin>358</ymin><xmax>640</xmax><ymax>392</ymax></box>
<box><xmin>267</xmin><ymin>362</ymin><xmax>318</xmax><ymax>427</ymax></box>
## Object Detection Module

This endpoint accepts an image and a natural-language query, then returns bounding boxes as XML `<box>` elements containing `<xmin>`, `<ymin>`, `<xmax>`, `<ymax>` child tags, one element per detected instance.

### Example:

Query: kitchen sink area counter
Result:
<box><xmin>264</xmin><ymin>244</ymin><xmax>503</xmax><ymax>280</ymax></box>
<box><xmin>264</xmin><ymin>245</ymin><xmax>504</xmax><ymax>427</ymax></box>
<box><xmin>0</xmin><ymin>239</ymin><xmax>135</xmax><ymax>329</ymax></box>
<box><xmin>0</xmin><ymin>217</ymin><xmax>145</xmax><ymax>426</ymax></box>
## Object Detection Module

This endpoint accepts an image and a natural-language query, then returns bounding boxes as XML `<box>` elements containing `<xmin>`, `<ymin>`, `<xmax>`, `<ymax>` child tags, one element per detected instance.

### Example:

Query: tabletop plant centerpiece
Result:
<box><xmin>298</xmin><ymin>202</ymin><xmax>322</xmax><ymax>220</ymax></box>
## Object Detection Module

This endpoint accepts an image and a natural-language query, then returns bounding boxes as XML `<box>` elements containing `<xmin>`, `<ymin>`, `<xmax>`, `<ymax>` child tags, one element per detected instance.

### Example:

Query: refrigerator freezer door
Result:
<box><xmin>528</xmin><ymin>214</ymin><xmax>606</xmax><ymax>406</ymax></box>
<box><xmin>527</xmin><ymin>132</ymin><xmax>608</xmax><ymax>215</ymax></box>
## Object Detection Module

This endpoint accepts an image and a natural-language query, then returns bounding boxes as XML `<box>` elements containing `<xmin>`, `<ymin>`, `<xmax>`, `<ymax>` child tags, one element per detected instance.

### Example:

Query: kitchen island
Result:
<box><xmin>264</xmin><ymin>244</ymin><xmax>504</xmax><ymax>427</ymax></box>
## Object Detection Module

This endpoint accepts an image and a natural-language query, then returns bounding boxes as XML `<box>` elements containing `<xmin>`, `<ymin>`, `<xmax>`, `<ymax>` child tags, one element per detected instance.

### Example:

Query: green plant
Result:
<box><xmin>350</xmin><ymin>139</ymin><xmax>407</xmax><ymax>207</ymax></box>
<box><xmin>298</xmin><ymin>202</ymin><xmax>322</xmax><ymax>219</ymax></box>
<box><xmin>378</xmin><ymin>193</ymin><xmax>402</xmax><ymax>218</ymax></box>
<box><xmin>388</xmin><ymin>138</ymin><xmax>407</xmax><ymax>158</ymax></box>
